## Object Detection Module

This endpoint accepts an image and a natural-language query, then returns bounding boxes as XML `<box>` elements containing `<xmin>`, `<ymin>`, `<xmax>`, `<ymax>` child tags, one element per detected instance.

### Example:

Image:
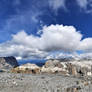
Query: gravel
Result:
<box><xmin>0</xmin><ymin>72</ymin><xmax>92</xmax><ymax>92</ymax></box>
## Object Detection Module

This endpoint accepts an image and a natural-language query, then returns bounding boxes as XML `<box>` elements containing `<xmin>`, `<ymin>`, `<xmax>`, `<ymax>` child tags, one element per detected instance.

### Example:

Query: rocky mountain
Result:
<box><xmin>41</xmin><ymin>59</ymin><xmax>92</xmax><ymax>77</ymax></box>
<box><xmin>11</xmin><ymin>58</ymin><xmax>92</xmax><ymax>77</ymax></box>
<box><xmin>0</xmin><ymin>56</ymin><xmax>18</xmax><ymax>71</ymax></box>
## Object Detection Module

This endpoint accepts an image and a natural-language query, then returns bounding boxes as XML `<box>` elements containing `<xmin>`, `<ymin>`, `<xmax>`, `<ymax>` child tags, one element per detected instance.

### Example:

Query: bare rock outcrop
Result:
<box><xmin>11</xmin><ymin>63</ymin><xmax>41</xmax><ymax>74</ymax></box>
<box><xmin>44</xmin><ymin>59</ymin><xmax>63</xmax><ymax>68</ymax></box>
<box><xmin>67</xmin><ymin>61</ymin><xmax>92</xmax><ymax>77</ymax></box>
<box><xmin>41</xmin><ymin>59</ymin><xmax>68</xmax><ymax>74</ymax></box>
<box><xmin>11</xmin><ymin>59</ymin><xmax>92</xmax><ymax>77</ymax></box>
<box><xmin>41</xmin><ymin>59</ymin><xmax>92</xmax><ymax>77</ymax></box>
<box><xmin>0</xmin><ymin>56</ymin><xmax>18</xmax><ymax>71</ymax></box>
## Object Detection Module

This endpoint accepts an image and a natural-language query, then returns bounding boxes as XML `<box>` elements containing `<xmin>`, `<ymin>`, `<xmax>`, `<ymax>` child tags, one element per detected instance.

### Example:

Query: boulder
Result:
<box><xmin>0</xmin><ymin>56</ymin><xmax>18</xmax><ymax>71</ymax></box>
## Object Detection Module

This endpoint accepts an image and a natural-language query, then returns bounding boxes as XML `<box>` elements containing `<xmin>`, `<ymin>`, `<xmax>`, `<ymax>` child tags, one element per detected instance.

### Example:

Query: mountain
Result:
<box><xmin>0</xmin><ymin>56</ymin><xmax>18</xmax><ymax>71</ymax></box>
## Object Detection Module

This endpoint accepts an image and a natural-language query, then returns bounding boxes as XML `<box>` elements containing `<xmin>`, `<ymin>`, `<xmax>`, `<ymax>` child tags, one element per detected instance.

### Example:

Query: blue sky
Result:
<box><xmin>0</xmin><ymin>0</ymin><xmax>92</xmax><ymax>60</ymax></box>
<box><xmin>0</xmin><ymin>0</ymin><xmax>92</xmax><ymax>42</ymax></box>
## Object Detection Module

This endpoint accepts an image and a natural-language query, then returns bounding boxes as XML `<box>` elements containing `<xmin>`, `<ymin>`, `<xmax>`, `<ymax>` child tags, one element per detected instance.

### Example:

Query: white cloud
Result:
<box><xmin>0</xmin><ymin>42</ymin><xmax>48</xmax><ymax>60</ymax></box>
<box><xmin>1</xmin><ymin>24</ymin><xmax>92</xmax><ymax>60</ymax></box>
<box><xmin>48</xmin><ymin>0</ymin><xmax>66</xmax><ymax>12</ymax></box>
<box><xmin>11</xmin><ymin>25</ymin><xmax>82</xmax><ymax>53</ymax></box>
<box><xmin>45</xmin><ymin>52</ymin><xmax>78</xmax><ymax>60</ymax></box>
<box><xmin>39</xmin><ymin>25</ymin><xmax>82</xmax><ymax>52</ymax></box>
<box><xmin>48</xmin><ymin>0</ymin><xmax>92</xmax><ymax>13</ymax></box>
<box><xmin>76</xmin><ymin>0</ymin><xmax>92</xmax><ymax>13</ymax></box>
<box><xmin>76</xmin><ymin>0</ymin><xmax>88</xmax><ymax>9</ymax></box>
<box><xmin>0</xmin><ymin>24</ymin><xmax>83</xmax><ymax>59</ymax></box>
<box><xmin>80</xmin><ymin>52</ymin><xmax>92</xmax><ymax>59</ymax></box>
<box><xmin>79</xmin><ymin>38</ymin><xmax>92</xmax><ymax>52</ymax></box>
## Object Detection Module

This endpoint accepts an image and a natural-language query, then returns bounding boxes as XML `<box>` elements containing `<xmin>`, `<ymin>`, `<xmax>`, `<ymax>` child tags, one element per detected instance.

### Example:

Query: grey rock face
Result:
<box><xmin>0</xmin><ymin>56</ymin><xmax>18</xmax><ymax>70</ymax></box>
<box><xmin>42</xmin><ymin>59</ymin><xmax>92</xmax><ymax>77</ymax></box>
<box><xmin>44</xmin><ymin>59</ymin><xmax>63</xmax><ymax>68</ymax></box>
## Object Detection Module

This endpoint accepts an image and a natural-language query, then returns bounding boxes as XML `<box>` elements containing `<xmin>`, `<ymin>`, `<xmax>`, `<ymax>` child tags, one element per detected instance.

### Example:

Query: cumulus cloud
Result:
<box><xmin>39</xmin><ymin>25</ymin><xmax>82</xmax><ymax>52</ymax></box>
<box><xmin>0</xmin><ymin>42</ymin><xmax>48</xmax><ymax>60</ymax></box>
<box><xmin>79</xmin><ymin>38</ymin><xmax>92</xmax><ymax>52</ymax></box>
<box><xmin>0</xmin><ymin>24</ymin><xmax>82</xmax><ymax>59</ymax></box>
<box><xmin>0</xmin><ymin>24</ymin><xmax>92</xmax><ymax>60</ymax></box>
<box><xmin>12</xmin><ymin>25</ymin><xmax>82</xmax><ymax>52</ymax></box>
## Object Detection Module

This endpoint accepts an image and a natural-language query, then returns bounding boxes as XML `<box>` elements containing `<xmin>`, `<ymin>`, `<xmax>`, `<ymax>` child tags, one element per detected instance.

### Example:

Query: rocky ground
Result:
<box><xmin>0</xmin><ymin>72</ymin><xmax>92</xmax><ymax>92</ymax></box>
<box><xmin>1</xmin><ymin>57</ymin><xmax>92</xmax><ymax>92</ymax></box>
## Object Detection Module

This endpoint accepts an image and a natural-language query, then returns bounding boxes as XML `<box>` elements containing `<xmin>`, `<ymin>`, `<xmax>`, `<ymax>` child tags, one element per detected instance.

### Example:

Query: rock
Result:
<box><xmin>70</xmin><ymin>61</ymin><xmax>92</xmax><ymax>76</ymax></box>
<box><xmin>42</xmin><ymin>59</ymin><xmax>92</xmax><ymax>77</ymax></box>
<box><xmin>11</xmin><ymin>58</ymin><xmax>92</xmax><ymax>77</ymax></box>
<box><xmin>11</xmin><ymin>63</ymin><xmax>41</xmax><ymax>74</ymax></box>
<box><xmin>44</xmin><ymin>59</ymin><xmax>63</xmax><ymax>68</ymax></box>
<box><xmin>41</xmin><ymin>66</ymin><xmax>68</xmax><ymax>74</ymax></box>
<box><xmin>67</xmin><ymin>63</ymin><xmax>77</xmax><ymax>76</ymax></box>
<box><xmin>41</xmin><ymin>59</ymin><xmax>68</xmax><ymax>74</ymax></box>
<box><xmin>0</xmin><ymin>56</ymin><xmax>18</xmax><ymax>71</ymax></box>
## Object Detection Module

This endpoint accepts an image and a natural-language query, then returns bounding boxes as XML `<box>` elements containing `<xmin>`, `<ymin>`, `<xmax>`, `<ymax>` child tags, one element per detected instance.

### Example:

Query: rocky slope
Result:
<box><xmin>41</xmin><ymin>59</ymin><xmax>92</xmax><ymax>77</ymax></box>
<box><xmin>0</xmin><ymin>56</ymin><xmax>18</xmax><ymax>71</ymax></box>
<box><xmin>11</xmin><ymin>59</ymin><xmax>92</xmax><ymax>77</ymax></box>
<box><xmin>1</xmin><ymin>58</ymin><xmax>92</xmax><ymax>92</ymax></box>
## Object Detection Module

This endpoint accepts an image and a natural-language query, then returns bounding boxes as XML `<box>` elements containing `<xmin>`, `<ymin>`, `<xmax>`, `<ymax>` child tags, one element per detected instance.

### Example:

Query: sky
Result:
<box><xmin>0</xmin><ymin>0</ymin><xmax>92</xmax><ymax>60</ymax></box>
